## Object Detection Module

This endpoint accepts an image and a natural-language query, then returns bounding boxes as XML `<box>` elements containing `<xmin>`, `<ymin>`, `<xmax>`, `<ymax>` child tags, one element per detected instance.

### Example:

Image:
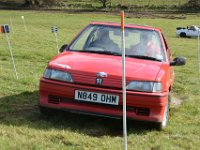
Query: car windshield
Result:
<box><xmin>69</xmin><ymin>25</ymin><xmax>165</xmax><ymax>61</ymax></box>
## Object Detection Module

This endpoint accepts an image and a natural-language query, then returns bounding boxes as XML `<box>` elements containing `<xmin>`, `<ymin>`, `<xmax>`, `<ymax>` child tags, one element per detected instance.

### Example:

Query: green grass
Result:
<box><xmin>0</xmin><ymin>10</ymin><xmax>200</xmax><ymax>149</ymax></box>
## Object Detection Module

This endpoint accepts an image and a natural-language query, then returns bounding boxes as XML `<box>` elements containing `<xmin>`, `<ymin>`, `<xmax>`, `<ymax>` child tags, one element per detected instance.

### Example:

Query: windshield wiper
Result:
<box><xmin>126</xmin><ymin>55</ymin><xmax>162</xmax><ymax>62</ymax></box>
<box><xmin>82</xmin><ymin>50</ymin><xmax>121</xmax><ymax>56</ymax></box>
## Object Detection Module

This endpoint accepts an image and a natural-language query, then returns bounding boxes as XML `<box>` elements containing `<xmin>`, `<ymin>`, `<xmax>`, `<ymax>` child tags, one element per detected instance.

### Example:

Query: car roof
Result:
<box><xmin>90</xmin><ymin>22</ymin><xmax>161</xmax><ymax>32</ymax></box>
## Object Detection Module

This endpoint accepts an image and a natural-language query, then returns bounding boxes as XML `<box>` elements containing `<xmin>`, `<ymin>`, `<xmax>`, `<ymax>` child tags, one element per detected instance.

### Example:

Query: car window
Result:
<box><xmin>125</xmin><ymin>29</ymin><xmax>165</xmax><ymax>61</ymax></box>
<box><xmin>161</xmin><ymin>33</ymin><xmax>170</xmax><ymax>61</ymax></box>
<box><xmin>69</xmin><ymin>25</ymin><xmax>165</xmax><ymax>61</ymax></box>
<box><xmin>69</xmin><ymin>26</ymin><xmax>95</xmax><ymax>51</ymax></box>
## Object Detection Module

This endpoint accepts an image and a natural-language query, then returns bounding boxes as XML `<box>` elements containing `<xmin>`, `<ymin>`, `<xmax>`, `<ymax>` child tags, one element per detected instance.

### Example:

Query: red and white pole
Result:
<box><xmin>121</xmin><ymin>11</ymin><xmax>127</xmax><ymax>150</ymax></box>
<box><xmin>198</xmin><ymin>29</ymin><xmax>200</xmax><ymax>73</ymax></box>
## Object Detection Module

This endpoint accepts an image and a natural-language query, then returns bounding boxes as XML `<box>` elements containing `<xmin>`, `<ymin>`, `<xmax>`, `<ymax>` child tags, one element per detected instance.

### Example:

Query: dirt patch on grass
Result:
<box><xmin>0</xmin><ymin>5</ymin><xmax>198</xmax><ymax>20</ymax></box>
<box><xmin>170</xmin><ymin>95</ymin><xmax>182</xmax><ymax>108</ymax></box>
<box><xmin>126</xmin><ymin>12</ymin><xmax>187</xmax><ymax>19</ymax></box>
<box><xmin>0</xmin><ymin>104</ymin><xmax>38</xmax><ymax>119</ymax></box>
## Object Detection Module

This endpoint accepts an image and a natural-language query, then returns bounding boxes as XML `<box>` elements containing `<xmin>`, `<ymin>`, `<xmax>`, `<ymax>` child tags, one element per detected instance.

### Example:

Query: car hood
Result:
<box><xmin>48</xmin><ymin>51</ymin><xmax>163</xmax><ymax>88</ymax></box>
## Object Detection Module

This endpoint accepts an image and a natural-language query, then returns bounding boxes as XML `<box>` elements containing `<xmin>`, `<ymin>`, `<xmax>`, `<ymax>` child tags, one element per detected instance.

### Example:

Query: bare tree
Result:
<box><xmin>188</xmin><ymin>0</ymin><xmax>200</xmax><ymax>6</ymax></box>
<box><xmin>24</xmin><ymin>0</ymin><xmax>59</xmax><ymax>7</ymax></box>
<box><xmin>121</xmin><ymin>0</ymin><xmax>124</xmax><ymax>6</ymax></box>
<box><xmin>96</xmin><ymin>0</ymin><xmax>111</xmax><ymax>8</ymax></box>
<box><xmin>185</xmin><ymin>0</ymin><xmax>200</xmax><ymax>9</ymax></box>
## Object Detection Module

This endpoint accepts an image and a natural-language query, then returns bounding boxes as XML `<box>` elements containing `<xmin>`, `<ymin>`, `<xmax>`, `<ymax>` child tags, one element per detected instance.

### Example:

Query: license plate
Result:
<box><xmin>74</xmin><ymin>90</ymin><xmax>119</xmax><ymax>105</ymax></box>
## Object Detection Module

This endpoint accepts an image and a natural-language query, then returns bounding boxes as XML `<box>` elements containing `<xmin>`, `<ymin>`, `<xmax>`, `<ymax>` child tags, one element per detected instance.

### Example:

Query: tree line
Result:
<box><xmin>24</xmin><ymin>0</ymin><xmax>200</xmax><ymax>9</ymax></box>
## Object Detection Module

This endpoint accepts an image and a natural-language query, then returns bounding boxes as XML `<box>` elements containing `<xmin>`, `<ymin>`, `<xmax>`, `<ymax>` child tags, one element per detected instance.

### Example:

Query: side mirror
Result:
<box><xmin>170</xmin><ymin>57</ymin><xmax>186</xmax><ymax>66</ymax></box>
<box><xmin>59</xmin><ymin>44</ymin><xmax>68</xmax><ymax>53</ymax></box>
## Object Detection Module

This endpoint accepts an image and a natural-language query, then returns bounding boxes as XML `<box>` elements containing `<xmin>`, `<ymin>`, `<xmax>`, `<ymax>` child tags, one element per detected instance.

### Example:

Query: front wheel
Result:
<box><xmin>180</xmin><ymin>32</ymin><xmax>186</xmax><ymax>37</ymax></box>
<box><xmin>155</xmin><ymin>94</ymin><xmax>170</xmax><ymax>130</ymax></box>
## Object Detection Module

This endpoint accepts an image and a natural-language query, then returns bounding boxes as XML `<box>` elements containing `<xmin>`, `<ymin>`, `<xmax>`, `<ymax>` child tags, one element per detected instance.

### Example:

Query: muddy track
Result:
<box><xmin>0</xmin><ymin>5</ymin><xmax>199</xmax><ymax>19</ymax></box>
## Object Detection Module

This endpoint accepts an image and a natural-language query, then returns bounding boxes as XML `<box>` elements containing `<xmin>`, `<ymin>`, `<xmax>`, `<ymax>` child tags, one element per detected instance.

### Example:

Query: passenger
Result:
<box><xmin>127</xmin><ymin>32</ymin><xmax>162</xmax><ymax>59</ymax></box>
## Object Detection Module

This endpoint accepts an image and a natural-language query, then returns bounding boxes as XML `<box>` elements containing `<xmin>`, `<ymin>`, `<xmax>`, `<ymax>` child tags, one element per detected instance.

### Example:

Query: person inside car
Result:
<box><xmin>126</xmin><ymin>32</ymin><xmax>163</xmax><ymax>60</ymax></box>
<box><xmin>89</xmin><ymin>28</ymin><xmax>120</xmax><ymax>52</ymax></box>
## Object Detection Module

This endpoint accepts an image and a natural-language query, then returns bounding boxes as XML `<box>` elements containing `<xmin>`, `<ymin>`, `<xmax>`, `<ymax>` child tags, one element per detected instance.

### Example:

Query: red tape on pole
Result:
<box><xmin>0</xmin><ymin>26</ymin><xmax>4</xmax><ymax>33</ymax></box>
<box><xmin>0</xmin><ymin>25</ymin><xmax>10</xmax><ymax>33</ymax></box>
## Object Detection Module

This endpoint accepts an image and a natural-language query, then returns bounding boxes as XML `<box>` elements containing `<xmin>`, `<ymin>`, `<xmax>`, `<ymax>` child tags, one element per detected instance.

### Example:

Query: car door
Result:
<box><xmin>162</xmin><ymin>34</ymin><xmax>174</xmax><ymax>88</ymax></box>
<box><xmin>188</xmin><ymin>26</ymin><xmax>197</xmax><ymax>37</ymax></box>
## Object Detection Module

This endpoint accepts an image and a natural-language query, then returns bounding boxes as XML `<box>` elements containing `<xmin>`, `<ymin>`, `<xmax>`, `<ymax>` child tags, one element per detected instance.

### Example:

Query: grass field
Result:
<box><xmin>0</xmin><ymin>10</ymin><xmax>200</xmax><ymax>149</ymax></box>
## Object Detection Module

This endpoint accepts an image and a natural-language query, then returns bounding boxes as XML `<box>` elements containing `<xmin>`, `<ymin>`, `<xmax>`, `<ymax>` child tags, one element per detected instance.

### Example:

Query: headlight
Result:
<box><xmin>44</xmin><ymin>68</ymin><xmax>73</xmax><ymax>82</ymax></box>
<box><xmin>126</xmin><ymin>81</ymin><xmax>162</xmax><ymax>92</ymax></box>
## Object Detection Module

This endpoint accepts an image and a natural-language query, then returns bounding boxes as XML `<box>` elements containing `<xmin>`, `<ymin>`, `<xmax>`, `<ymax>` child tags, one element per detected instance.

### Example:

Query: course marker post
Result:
<box><xmin>21</xmin><ymin>16</ymin><xmax>27</xmax><ymax>31</ymax></box>
<box><xmin>198</xmin><ymin>29</ymin><xmax>200</xmax><ymax>73</ymax></box>
<box><xmin>51</xmin><ymin>26</ymin><xmax>59</xmax><ymax>53</ymax></box>
<box><xmin>121</xmin><ymin>11</ymin><xmax>127</xmax><ymax>150</ymax></box>
<box><xmin>1</xmin><ymin>25</ymin><xmax>18</xmax><ymax>79</ymax></box>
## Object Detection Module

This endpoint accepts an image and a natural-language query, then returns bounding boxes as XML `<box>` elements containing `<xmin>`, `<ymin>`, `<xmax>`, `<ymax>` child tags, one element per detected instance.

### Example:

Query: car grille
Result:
<box><xmin>48</xmin><ymin>95</ymin><xmax>61</xmax><ymax>104</ymax></box>
<box><xmin>135</xmin><ymin>108</ymin><xmax>150</xmax><ymax>116</ymax></box>
<box><xmin>72</xmin><ymin>73</ymin><xmax>122</xmax><ymax>89</ymax></box>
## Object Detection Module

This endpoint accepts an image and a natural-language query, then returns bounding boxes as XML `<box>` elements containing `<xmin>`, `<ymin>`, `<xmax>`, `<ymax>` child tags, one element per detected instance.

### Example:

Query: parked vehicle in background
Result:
<box><xmin>176</xmin><ymin>25</ymin><xmax>200</xmax><ymax>37</ymax></box>
<box><xmin>39</xmin><ymin>22</ymin><xmax>186</xmax><ymax>130</ymax></box>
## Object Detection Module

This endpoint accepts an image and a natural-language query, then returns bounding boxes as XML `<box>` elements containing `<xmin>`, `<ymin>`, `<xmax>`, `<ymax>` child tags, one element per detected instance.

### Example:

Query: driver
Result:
<box><xmin>89</xmin><ymin>29</ymin><xmax>120</xmax><ymax>52</ymax></box>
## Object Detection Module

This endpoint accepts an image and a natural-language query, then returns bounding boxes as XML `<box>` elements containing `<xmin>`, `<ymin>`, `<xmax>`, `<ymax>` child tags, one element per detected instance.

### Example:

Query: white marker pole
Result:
<box><xmin>21</xmin><ymin>16</ymin><xmax>27</xmax><ymax>31</ymax></box>
<box><xmin>51</xmin><ymin>26</ymin><xmax>59</xmax><ymax>53</ymax></box>
<box><xmin>121</xmin><ymin>11</ymin><xmax>127</xmax><ymax>150</ymax></box>
<box><xmin>3</xmin><ymin>25</ymin><xmax>18</xmax><ymax>79</ymax></box>
<box><xmin>198</xmin><ymin>29</ymin><xmax>200</xmax><ymax>73</ymax></box>
<box><xmin>54</xmin><ymin>32</ymin><xmax>59</xmax><ymax>54</ymax></box>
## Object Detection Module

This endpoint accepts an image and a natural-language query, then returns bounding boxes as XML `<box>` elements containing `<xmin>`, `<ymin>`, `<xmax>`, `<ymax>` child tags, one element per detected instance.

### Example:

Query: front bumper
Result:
<box><xmin>39</xmin><ymin>78</ymin><xmax>168</xmax><ymax>123</ymax></box>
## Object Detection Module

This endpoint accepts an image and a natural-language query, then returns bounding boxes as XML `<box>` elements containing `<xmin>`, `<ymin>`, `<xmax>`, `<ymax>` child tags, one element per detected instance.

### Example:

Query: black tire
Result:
<box><xmin>155</xmin><ymin>94</ymin><xmax>170</xmax><ymax>130</ymax></box>
<box><xmin>180</xmin><ymin>32</ymin><xmax>186</xmax><ymax>38</ymax></box>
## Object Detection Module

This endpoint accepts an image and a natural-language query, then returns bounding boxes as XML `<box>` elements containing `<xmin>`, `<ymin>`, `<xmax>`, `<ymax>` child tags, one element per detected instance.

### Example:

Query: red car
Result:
<box><xmin>39</xmin><ymin>22</ymin><xmax>186</xmax><ymax>130</ymax></box>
